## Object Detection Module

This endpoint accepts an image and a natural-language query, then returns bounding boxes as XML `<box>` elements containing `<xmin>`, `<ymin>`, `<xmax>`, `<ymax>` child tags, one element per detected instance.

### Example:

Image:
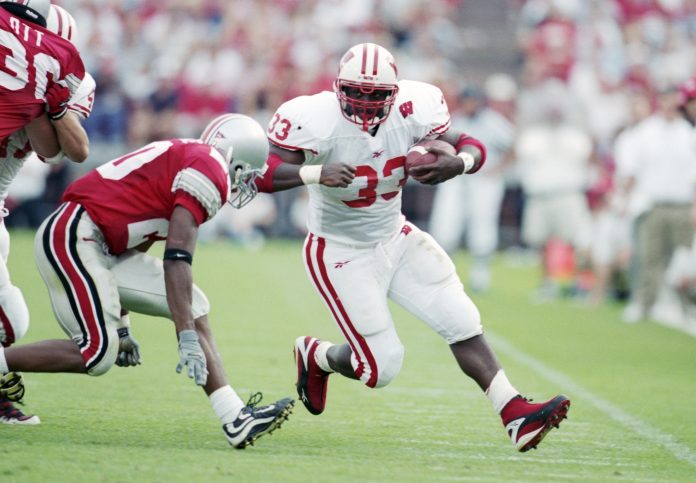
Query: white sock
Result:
<box><xmin>0</xmin><ymin>347</ymin><xmax>7</xmax><ymax>373</ymax></box>
<box><xmin>209</xmin><ymin>385</ymin><xmax>245</xmax><ymax>425</ymax></box>
<box><xmin>314</xmin><ymin>341</ymin><xmax>335</xmax><ymax>373</ymax></box>
<box><xmin>485</xmin><ymin>370</ymin><xmax>520</xmax><ymax>414</ymax></box>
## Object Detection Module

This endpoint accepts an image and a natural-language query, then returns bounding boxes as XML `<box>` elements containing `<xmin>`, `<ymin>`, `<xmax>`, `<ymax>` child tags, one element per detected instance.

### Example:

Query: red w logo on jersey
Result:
<box><xmin>399</xmin><ymin>101</ymin><xmax>413</xmax><ymax>118</ymax></box>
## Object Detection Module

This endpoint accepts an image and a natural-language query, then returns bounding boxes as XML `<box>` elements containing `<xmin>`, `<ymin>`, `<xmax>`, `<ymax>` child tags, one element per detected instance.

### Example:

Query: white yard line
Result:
<box><xmin>487</xmin><ymin>331</ymin><xmax>696</xmax><ymax>468</ymax></box>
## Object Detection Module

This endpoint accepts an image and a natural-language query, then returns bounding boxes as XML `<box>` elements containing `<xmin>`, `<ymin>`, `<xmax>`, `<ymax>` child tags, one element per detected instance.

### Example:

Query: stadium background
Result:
<box><xmin>11</xmin><ymin>0</ymin><xmax>695</xmax><ymax>247</ymax></box>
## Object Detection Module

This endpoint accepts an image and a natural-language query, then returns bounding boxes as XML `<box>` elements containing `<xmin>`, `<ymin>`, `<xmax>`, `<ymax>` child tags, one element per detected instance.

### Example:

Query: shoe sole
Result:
<box><xmin>519</xmin><ymin>396</ymin><xmax>571</xmax><ymax>452</ymax></box>
<box><xmin>0</xmin><ymin>415</ymin><xmax>40</xmax><ymax>425</ymax></box>
<box><xmin>294</xmin><ymin>337</ymin><xmax>325</xmax><ymax>415</ymax></box>
<box><xmin>234</xmin><ymin>399</ymin><xmax>295</xmax><ymax>449</ymax></box>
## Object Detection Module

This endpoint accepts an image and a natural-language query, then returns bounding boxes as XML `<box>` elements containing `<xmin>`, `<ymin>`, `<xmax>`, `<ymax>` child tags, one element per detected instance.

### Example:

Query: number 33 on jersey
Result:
<box><xmin>267</xmin><ymin>79</ymin><xmax>451</xmax><ymax>245</ymax></box>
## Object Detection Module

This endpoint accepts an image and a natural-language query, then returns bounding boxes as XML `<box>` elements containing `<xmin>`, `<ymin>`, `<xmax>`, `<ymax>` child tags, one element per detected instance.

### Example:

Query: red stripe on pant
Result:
<box><xmin>0</xmin><ymin>306</ymin><xmax>15</xmax><ymax>347</ymax></box>
<box><xmin>305</xmin><ymin>234</ymin><xmax>379</xmax><ymax>387</ymax></box>
<box><xmin>49</xmin><ymin>203</ymin><xmax>104</xmax><ymax>366</ymax></box>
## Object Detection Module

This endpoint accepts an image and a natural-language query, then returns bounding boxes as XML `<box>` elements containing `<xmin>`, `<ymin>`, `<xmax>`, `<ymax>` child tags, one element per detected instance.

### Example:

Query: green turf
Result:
<box><xmin>3</xmin><ymin>230</ymin><xmax>696</xmax><ymax>482</ymax></box>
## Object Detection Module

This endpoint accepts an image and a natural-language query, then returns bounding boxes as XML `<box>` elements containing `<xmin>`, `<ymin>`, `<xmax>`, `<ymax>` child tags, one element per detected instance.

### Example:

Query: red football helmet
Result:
<box><xmin>334</xmin><ymin>43</ymin><xmax>399</xmax><ymax>131</ymax></box>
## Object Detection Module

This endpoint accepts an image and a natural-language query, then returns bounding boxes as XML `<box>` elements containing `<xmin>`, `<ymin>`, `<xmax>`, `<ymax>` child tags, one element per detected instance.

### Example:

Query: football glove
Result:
<box><xmin>46</xmin><ymin>80</ymin><xmax>71</xmax><ymax>121</ymax></box>
<box><xmin>176</xmin><ymin>329</ymin><xmax>207</xmax><ymax>386</ymax></box>
<box><xmin>116</xmin><ymin>327</ymin><xmax>142</xmax><ymax>367</ymax></box>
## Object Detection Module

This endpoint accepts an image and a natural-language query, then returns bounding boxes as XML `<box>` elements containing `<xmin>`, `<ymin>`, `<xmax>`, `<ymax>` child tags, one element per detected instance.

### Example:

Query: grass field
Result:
<box><xmin>2</xmin><ymin>229</ymin><xmax>696</xmax><ymax>482</ymax></box>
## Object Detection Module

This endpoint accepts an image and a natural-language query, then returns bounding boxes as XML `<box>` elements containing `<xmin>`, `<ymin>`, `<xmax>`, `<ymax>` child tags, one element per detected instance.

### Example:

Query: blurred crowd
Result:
<box><xmin>7</xmin><ymin>0</ymin><xmax>696</xmax><ymax>327</ymax></box>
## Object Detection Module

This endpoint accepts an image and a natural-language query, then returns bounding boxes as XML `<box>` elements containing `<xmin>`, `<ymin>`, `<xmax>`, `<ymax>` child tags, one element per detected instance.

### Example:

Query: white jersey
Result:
<box><xmin>268</xmin><ymin>79</ymin><xmax>450</xmax><ymax>245</ymax></box>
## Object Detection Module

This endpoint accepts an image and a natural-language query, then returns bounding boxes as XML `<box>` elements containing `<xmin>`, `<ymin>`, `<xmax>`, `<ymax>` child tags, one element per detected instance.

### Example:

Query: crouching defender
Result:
<box><xmin>0</xmin><ymin>114</ymin><xmax>294</xmax><ymax>448</ymax></box>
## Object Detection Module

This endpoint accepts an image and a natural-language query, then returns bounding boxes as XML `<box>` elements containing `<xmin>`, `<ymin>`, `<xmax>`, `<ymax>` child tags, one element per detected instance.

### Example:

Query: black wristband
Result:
<box><xmin>117</xmin><ymin>327</ymin><xmax>129</xmax><ymax>338</ymax></box>
<box><xmin>163</xmin><ymin>248</ymin><xmax>193</xmax><ymax>265</ymax></box>
<box><xmin>48</xmin><ymin>107</ymin><xmax>68</xmax><ymax>121</ymax></box>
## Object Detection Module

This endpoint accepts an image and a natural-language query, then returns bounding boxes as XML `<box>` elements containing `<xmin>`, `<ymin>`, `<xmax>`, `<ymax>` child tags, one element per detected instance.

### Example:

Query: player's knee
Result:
<box><xmin>428</xmin><ymin>278</ymin><xmax>483</xmax><ymax>343</ymax></box>
<box><xmin>0</xmin><ymin>285</ymin><xmax>30</xmax><ymax>347</ymax></box>
<box><xmin>85</xmin><ymin>329</ymin><xmax>119</xmax><ymax>376</ymax></box>
<box><xmin>192</xmin><ymin>285</ymin><xmax>210</xmax><ymax>318</ymax></box>
<box><xmin>372</xmin><ymin>343</ymin><xmax>404</xmax><ymax>389</ymax></box>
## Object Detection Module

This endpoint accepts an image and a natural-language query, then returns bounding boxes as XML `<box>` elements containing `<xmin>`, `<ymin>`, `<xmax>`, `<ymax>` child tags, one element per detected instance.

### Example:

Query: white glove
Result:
<box><xmin>176</xmin><ymin>329</ymin><xmax>208</xmax><ymax>386</ymax></box>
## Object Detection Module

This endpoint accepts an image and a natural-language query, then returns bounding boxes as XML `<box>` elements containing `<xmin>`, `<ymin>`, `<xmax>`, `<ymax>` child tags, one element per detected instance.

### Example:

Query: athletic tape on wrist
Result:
<box><xmin>299</xmin><ymin>165</ymin><xmax>322</xmax><ymax>185</ymax></box>
<box><xmin>457</xmin><ymin>152</ymin><xmax>475</xmax><ymax>173</ymax></box>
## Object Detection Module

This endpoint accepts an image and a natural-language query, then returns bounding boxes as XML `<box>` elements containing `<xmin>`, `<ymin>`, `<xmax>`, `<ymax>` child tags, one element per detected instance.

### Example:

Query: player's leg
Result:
<box><xmin>1</xmin><ymin>203</ymin><xmax>120</xmax><ymax>377</ymax></box>
<box><xmin>297</xmin><ymin>234</ymin><xmax>404</xmax><ymax>414</ymax></box>
<box><xmin>0</xmin><ymin>221</ymin><xmax>38</xmax><ymax>424</ymax></box>
<box><xmin>390</xmin><ymin>222</ymin><xmax>570</xmax><ymax>451</ymax></box>
<box><xmin>114</xmin><ymin>250</ymin><xmax>293</xmax><ymax>448</ymax></box>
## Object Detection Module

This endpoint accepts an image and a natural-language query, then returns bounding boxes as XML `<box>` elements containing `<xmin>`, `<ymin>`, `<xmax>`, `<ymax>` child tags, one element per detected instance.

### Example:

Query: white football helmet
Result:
<box><xmin>334</xmin><ymin>43</ymin><xmax>399</xmax><ymax>131</ymax></box>
<box><xmin>200</xmin><ymin>113</ymin><xmax>269</xmax><ymax>209</ymax></box>
<box><xmin>1</xmin><ymin>0</ymin><xmax>50</xmax><ymax>27</ymax></box>
<box><xmin>47</xmin><ymin>4</ymin><xmax>78</xmax><ymax>45</ymax></box>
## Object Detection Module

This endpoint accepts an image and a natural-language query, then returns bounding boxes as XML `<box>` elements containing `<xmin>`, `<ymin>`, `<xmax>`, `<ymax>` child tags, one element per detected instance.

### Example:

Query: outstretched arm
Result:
<box><xmin>165</xmin><ymin>206</ymin><xmax>207</xmax><ymax>386</ymax></box>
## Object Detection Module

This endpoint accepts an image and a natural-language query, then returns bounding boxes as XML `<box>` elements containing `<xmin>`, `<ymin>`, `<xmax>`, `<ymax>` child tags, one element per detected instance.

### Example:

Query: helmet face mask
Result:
<box><xmin>200</xmin><ymin>114</ymin><xmax>269</xmax><ymax>209</ymax></box>
<box><xmin>334</xmin><ymin>43</ymin><xmax>399</xmax><ymax>131</ymax></box>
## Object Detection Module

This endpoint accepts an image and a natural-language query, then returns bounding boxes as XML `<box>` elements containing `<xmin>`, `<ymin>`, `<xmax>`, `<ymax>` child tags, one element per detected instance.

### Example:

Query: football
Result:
<box><xmin>405</xmin><ymin>139</ymin><xmax>455</xmax><ymax>175</ymax></box>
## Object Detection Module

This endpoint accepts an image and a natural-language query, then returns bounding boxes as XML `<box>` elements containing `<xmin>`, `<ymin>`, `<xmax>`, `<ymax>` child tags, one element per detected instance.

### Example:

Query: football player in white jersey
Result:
<box><xmin>258</xmin><ymin>43</ymin><xmax>570</xmax><ymax>452</ymax></box>
<box><xmin>0</xmin><ymin>3</ymin><xmax>93</xmax><ymax>425</ymax></box>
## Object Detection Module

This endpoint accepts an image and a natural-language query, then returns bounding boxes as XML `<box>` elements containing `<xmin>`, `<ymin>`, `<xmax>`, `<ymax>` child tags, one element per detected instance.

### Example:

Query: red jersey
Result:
<box><xmin>0</xmin><ymin>8</ymin><xmax>85</xmax><ymax>140</ymax></box>
<box><xmin>62</xmin><ymin>139</ymin><xmax>230</xmax><ymax>255</ymax></box>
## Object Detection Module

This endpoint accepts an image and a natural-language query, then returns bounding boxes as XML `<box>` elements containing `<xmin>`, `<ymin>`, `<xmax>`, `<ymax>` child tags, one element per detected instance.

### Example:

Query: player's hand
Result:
<box><xmin>45</xmin><ymin>81</ymin><xmax>71</xmax><ymax>121</ymax></box>
<box><xmin>320</xmin><ymin>162</ymin><xmax>356</xmax><ymax>188</ymax></box>
<box><xmin>409</xmin><ymin>146</ymin><xmax>464</xmax><ymax>185</ymax></box>
<box><xmin>115</xmin><ymin>327</ymin><xmax>142</xmax><ymax>367</ymax></box>
<box><xmin>176</xmin><ymin>329</ymin><xmax>208</xmax><ymax>386</ymax></box>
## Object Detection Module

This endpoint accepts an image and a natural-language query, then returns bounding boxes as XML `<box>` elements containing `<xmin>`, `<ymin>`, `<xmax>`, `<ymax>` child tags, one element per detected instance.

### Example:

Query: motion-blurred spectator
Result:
<box><xmin>429</xmin><ymin>74</ymin><xmax>517</xmax><ymax>292</ymax></box>
<box><xmin>515</xmin><ymin>80</ymin><xmax>594</xmax><ymax>300</ymax></box>
<box><xmin>621</xmin><ymin>85</ymin><xmax>696</xmax><ymax>323</ymax></box>
<box><xmin>587</xmin><ymin>90</ymin><xmax>652</xmax><ymax>306</ymax></box>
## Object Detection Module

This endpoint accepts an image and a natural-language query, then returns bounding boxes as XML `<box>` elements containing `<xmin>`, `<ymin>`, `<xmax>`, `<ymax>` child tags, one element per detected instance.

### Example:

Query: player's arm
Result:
<box><xmin>254</xmin><ymin>144</ymin><xmax>356</xmax><ymax>193</ymax></box>
<box><xmin>42</xmin><ymin>79</ymin><xmax>90</xmax><ymax>162</ymax></box>
<box><xmin>24</xmin><ymin>114</ymin><xmax>61</xmax><ymax>159</ymax></box>
<box><xmin>24</xmin><ymin>111</ymin><xmax>88</xmax><ymax>163</ymax></box>
<box><xmin>51</xmin><ymin>113</ymin><xmax>89</xmax><ymax>162</ymax></box>
<box><xmin>438</xmin><ymin>129</ymin><xmax>487</xmax><ymax>175</ymax></box>
<box><xmin>164</xmin><ymin>205</ymin><xmax>198</xmax><ymax>334</ymax></box>
<box><xmin>164</xmin><ymin>205</ymin><xmax>207</xmax><ymax>386</ymax></box>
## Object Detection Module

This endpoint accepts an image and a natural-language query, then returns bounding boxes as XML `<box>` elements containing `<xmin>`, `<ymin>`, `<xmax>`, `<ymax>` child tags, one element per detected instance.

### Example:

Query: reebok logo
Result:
<box><xmin>334</xmin><ymin>260</ymin><xmax>351</xmax><ymax>269</ymax></box>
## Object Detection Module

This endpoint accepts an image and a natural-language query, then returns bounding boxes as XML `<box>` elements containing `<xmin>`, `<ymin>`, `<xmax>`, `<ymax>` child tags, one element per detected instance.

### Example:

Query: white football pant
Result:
<box><xmin>35</xmin><ymin>202</ymin><xmax>209</xmax><ymax>376</ymax></box>
<box><xmin>303</xmin><ymin>221</ymin><xmax>482</xmax><ymax>388</ymax></box>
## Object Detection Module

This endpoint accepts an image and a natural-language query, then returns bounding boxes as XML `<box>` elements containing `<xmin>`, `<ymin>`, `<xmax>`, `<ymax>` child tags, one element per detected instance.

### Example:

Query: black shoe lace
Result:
<box><xmin>245</xmin><ymin>392</ymin><xmax>263</xmax><ymax>408</ymax></box>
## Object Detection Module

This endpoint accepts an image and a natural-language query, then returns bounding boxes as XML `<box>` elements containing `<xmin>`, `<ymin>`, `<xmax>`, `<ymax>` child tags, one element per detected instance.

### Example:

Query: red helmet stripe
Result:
<box><xmin>361</xmin><ymin>43</ymin><xmax>368</xmax><ymax>75</ymax></box>
<box><xmin>372</xmin><ymin>44</ymin><xmax>379</xmax><ymax>75</ymax></box>
<box><xmin>57</xmin><ymin>8</ymin><xmax>63</xmax><ymax>34</ymax></box>
<box><xmin>201</xmin><ymin>114</ymin><xmax>236</xmax><ymax>143</ymax></box>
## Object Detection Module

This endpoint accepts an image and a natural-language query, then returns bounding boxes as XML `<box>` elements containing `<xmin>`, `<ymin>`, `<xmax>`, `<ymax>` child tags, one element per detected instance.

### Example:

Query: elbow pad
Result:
<box><xmin>254</xmin><ymin>153</ymin><xmax>284</xmax><ymax>193</ymax></box>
